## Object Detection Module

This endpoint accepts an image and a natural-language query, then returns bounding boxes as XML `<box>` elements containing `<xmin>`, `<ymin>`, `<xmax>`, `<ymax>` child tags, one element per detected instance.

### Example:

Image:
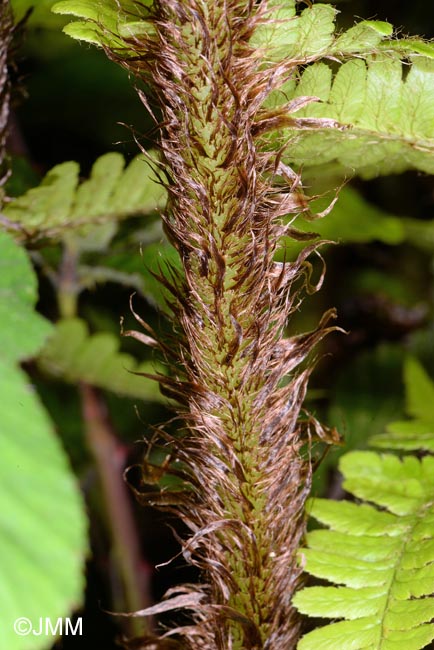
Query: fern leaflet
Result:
<box><xmin>52</xmin><ymin>0</ymin><xmax>155</xmax><ymax>48</ymax></box>
<box><xmin>294</xmin><ymin>451</ymin><xmax>434</xmax><ymax>650</ymax></box>
<box><xmin>38</xmin><ymin>318</ymin><xmax>167</xmax><ymax>401</ymax></box>
<box><xmin>54</xmin><ymin>1</ymin><xmax>434</xmax><ymax>179</ymax></box>
<box><xmin>370</xmin><ymin>357</ymin><xmax>434</xmax><ymax>453</ymax></box>
<box><xmin>2</xmin><ymin>152</ymin><xmax>165</xmax><ymax>242</ymax></box>
<box><xmin>279</xmin><ymin>54</ymin><xmax>434</xmax><ymax>177</ymax></box>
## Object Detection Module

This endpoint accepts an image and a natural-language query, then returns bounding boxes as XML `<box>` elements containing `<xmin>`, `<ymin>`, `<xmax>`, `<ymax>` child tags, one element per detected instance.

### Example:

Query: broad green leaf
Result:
<box><xmin>371</xmin><ymin>357</ymin><xmax>434</xmax><ymax>452</ymax></box>
<box><xmin>0</xmin><ymin>360</ymin><xmax>87</xmax><ymax>650</ymax></box>
<box><xmin>38</xmin><ymin>318</ymin><xmax>167</xmax><ymax>401</ymax></box>
<box><xmin>295</xmin><ymin>451</ymin><xmax>434</xmax><ymax>650</ymax></box>
<box><xmin>3</xmin><ymin>153</ymin><xmax>166</xmax><ymax>245</ymax></box>
<box><xmin>0</xmin><ymin>231</ymin><xmax>52</xmax><ymax>364</ymax></box>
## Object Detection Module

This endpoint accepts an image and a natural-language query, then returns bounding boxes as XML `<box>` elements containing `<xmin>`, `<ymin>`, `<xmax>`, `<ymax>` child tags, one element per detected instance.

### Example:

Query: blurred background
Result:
<box><xmin>5</xmin><ymin>0</ymin><xmax>434</xmax><ymax>648</ymax></box>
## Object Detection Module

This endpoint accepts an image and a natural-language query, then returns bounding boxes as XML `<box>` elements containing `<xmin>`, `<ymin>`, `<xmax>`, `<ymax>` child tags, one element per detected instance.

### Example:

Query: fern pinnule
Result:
<box><xmin>294</xmin><ymin>451</ymin><xmax>434</xmax><ymax>650</ymax></box>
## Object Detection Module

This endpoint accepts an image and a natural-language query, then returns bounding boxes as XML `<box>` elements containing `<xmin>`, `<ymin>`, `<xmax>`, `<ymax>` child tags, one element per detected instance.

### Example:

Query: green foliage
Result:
<box><xmin>313</xmin><ymin>344</ymin><xmax>404</xmax><ymax>495</ymax></box>
<box><xmin>304</xmin><ymin>187</ymin><xmax>404</xmax><ymax>245</ymax></box>
<box><xmin>6</xmin><ymin>1</ymin><xmax>433</xmax><ymax>648</ymax></box>
<box><xmin>0</xmin><ymin>232</ymin><xmax>87</xmax><ymax>650</ymax></box>
<box><xmin>294</xmin><ymin>451</ymin><xmax>434</xmax><ymax>650</ymax></box>
<box><xmin>52</xmin><ymin>0</ymin><xmax>154</xmax><ymax>48</ymax></box>
<box><xmin>38</xmin><ymin>317</ymin><xmax>167</xmax><ymax>401</ymax></box>
<box><xmin>283</xmin><ymin>54</ymin><xmax>434</xmax><ymax>177</ymax></box>
<box><xmin>252</xmin><ymin>0</ymin><xmax>434</xmax><ymax>177</ymax></box>
<box><xmin>280</xmin><ymin>186</ymin><xmax>405</xmax><ymax>258</ymax></box>
<box><xmin>3</xmin><ymin>152</ymin><xmax>166</xmax><ymax>243</ymax></box>
<box><xmin>0</xmin><ymin>361</ymin><xmax>87</xmax><ymax>650</ymax></box>
<box><xmin>0</xmin><ymin>231</ymin><xmax>52</xmax><ymax>363</ymax></box>
<box><xmin>370</xmin><ymin>357</ymin><xmax>434</xmax><ymax>453</ymax></box>
<box><xmin>254</xmin><ymin>1</ymin><xmax>434</xmax><ymax>62</ymax></box>
<box><xmin>55</xmin><ymin>1</ymin><xmax>434</xmax><ymax>179</ymax></box>
<box><xmin>251</xmin><ymin>3</ymin><xmax>395</xmax><ymax>60</ymax></box>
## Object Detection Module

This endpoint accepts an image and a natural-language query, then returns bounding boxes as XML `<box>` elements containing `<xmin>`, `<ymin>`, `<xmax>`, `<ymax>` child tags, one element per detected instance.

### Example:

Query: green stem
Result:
<box><xmin>57</xmin><ymin>243</ymin><xmax>80</xmax><ymax>319</ymax></box>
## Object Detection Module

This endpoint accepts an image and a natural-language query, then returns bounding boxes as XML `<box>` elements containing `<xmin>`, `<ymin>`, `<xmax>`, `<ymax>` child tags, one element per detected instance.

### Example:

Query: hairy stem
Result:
<box><xmin>102</xmin><ymin>1</ymin><xmax>336</xmax><ymax>647</ymax></box>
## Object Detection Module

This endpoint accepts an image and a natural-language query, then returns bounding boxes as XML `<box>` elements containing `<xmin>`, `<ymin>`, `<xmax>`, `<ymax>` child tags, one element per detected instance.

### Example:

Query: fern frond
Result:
<box><xmin>370</xmin><ymin>357</ymin><xmax>434</xmax><ymax>453</ymax></box>
<box><xmin>249</xmin><ymin>2</ymin><xmax>434</xmax><ymax>176</ymax></box>
<box><xmin>52</xmin><ymin>0</ymin><xmax>155</xmax><ymax>47</ymax></box>
<box><xmin>54</xmin><ymin>1</ymin><xmax>434</xmax><ymax>180</ymax></box>
<box><xmin>279</xmin><ymin>54</ymin><xmax>434</xmax><ymax>177</ymax></box>
<box><xmin>252</xmin><ymin>3</ymin><xmax>434</xmax><ymax>176</ymax></box>
<box><xmin>38</xmin><ymin>318</ymin><xmax>167</xmax><ymax>401</ymax></box>
<box><xmin>251</xmin><ymin>3</ymin><xmax>394</xmax><ymax>62</ymax></box>
<box><xmin>2</xmin><ymin>152</ymin><xmax>165</xmax><ymax>242</ymax></box>
<box><xmin>294</xmin><ymin>450</ymin><xmax>434</xmax><ymax>650</ymax></box>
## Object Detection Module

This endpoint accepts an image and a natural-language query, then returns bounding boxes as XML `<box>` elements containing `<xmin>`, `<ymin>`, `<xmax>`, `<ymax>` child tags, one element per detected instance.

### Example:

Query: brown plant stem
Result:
<box><xmin>80</xmin><ymin>383</ymin><xmax>153</xmax><ymax>638</ymax></box>
<box><xmin>56</xmin><ymin>245</ymin><xmax>154</xmax><ymax>638</ymax></box>
<box><xmin>100</xmin><ymin>1</ymin><xmax>338</xmax><ymax>647</ymax></box>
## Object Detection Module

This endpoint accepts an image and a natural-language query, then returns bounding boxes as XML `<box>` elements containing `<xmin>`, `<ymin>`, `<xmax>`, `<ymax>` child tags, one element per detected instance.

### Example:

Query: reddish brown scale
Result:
<box><xmin>107</xmin><ymin>1</ymin><xmax>339</xmax><ymax>648</ymax></box>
